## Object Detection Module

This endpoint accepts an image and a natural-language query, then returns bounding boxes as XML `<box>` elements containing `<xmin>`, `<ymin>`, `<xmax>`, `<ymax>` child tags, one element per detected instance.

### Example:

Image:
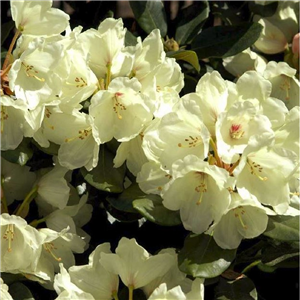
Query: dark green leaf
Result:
<box><xmin>215</xmin><ymin>276</ymin><xmax>257</xmax><ymax>300</ymax></box>
<box><xmin>130</xmin><ymin>1</ymin><xmax>167</xmax><ymax>37</ymax></box>
<box><xmin>125</xmin><ymin>30</ymin><xmax>138</xmax><ymax>47</ymax></box>
<box><xmin>248</xmin><ymin>1</ymin><xmax>279</xmax><ymax>18</ymax></box>
<box><xmin>175</xmin><ymin>1</ymin><xmax>209</xmax><ymax>45</ymax></box>
<box><xmin>1</xmin><ymin>138</ymin><xmax>33</xmax><ymax>166</ymax></box>
<box><xmin>81</xmin><ymin>145</ymin><xmax>126</xmax><ymax>193</ymax></box>
<box><xmin>167</xmin><ymin>50</ymin><xmax>200</xmax><ymax>72</ymax></box>
<box><xmin>132</xmin><ymin>187</ymin><xmax>181</xmax><ymax>226</ymax></box>
<box><xmin>178</xmin><ymin>233</ymin><xmax>237</xmax><ymax>278</ymax></box>
<box><xmin>32</xmin><ymin>140</ymin><xmax>60</xmax><ymax>156</ymax></box>
<box><xmin>1</xmin><ymin>21</ymin><xmax>15</xmax><ymax>46</ymax></box>
<box><xmin>263</xmin><ymin>215</ymin><xmax>299</xmax><ymax>242</ymax></box>
<box><xmin>191</xmin><ymin>22</ymin><xmax>263</xmax><ymax>59</ymax></box>
<box><xmin>9</xmin><ymin>282</ymin><xmax>34</xmax><ymax>300</ymax></box>
<box><xmin>261</xmin><ymin>242</ymin><xmax>299</xmax><ymax>267</ymax></box>
<box><xmin>181</xmin><ymin>74</ymin><xmax>198</xmax><ymax>95</ymax></box>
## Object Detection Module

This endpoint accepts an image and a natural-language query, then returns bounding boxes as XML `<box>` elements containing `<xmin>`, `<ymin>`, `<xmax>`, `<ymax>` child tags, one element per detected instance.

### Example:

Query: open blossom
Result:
<box><xmin>100</xmin><ymin>237</ymin><xmax>174</xmax><ymax>289</ymax></box>
<box><xmin>90</xmin><ymin>77</ymin><xmax>154</xmax><ymax>143</ymax></box>
<box><xmin>1</xmin><ymin>214</ymin><xmax>44</xmax><ymax>275</ymax></box>
<box><xmin>10</xmin><ymin>0</ymin><xmax>70</xmax><ymax>36</ymax></box>
<box><xmin>162</xmin><ymin>155</ymin><xmax>235</xmax><ymax>234</ymax></box>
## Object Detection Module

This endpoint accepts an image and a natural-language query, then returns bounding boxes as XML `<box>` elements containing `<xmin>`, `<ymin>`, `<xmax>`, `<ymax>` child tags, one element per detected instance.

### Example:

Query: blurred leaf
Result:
<box><xmin>81</xmin><ymin>145</ymin><xmax>126</xmax><ymax>193</ymax></box>
<box><xmin>181</xmin><ymin>74</ymin><xmax>198</xmax><ymax>95</ymax></box>
<box><xmin>215</xmin><ymin>276</ymin><xmax>257</xmax><ymax>300</ymax></box>
<box><xmin>130</xmin><ymin>1</ymin><xmax>167</xmax><ymax>37</ymax></box>
<box><xmin>178</xmin><ymin>233</ymin><xmax>237</xmax><ymax>278</ymax></box>
<box><xmin>1</xmin><ymin>273</ymin><xmax>25</xmax><ymax>285</ymax></box>
<box><xmin>248</xmin><ymin>1</ymin><xmax>279</xmax><ymax>17</ymax></box>
<box><xmin>1</xmin><ymin>21</ymin><xmax>15</xmax><ymax>46</ymax></box>
<box><xmin>1</xmin><ymin>138</ymin><xmax>33</xmax><ymax>166</ymax></box>
<box><xmin>167</xmin><ymin>50</ymin><xmax>200</xmax><ymax>72</ymax></box>
<box><xmin>175</xmin><ymin>1</ymin><xmax>209</xmax><ymax>45</ymax></box>
<box><xmin>191</xmin><ymin>22</ymin><xmax>263</xmax><ymax>59</ymax></box>
<box><xmin>261</xmin><ymin>242</ymin><xmax>299</xmax><ymax>268</ymax></box>
<box><xmin>9</xmin><ymin>282</ymin><xmax>34</xmax><ymax>300</ymax></box>
<box><xmin>125</xmin><ymin>30</ymin><xmax>138</xmax><ymax>47</ymax></box>
<box><xmin>32</xmin><ymin>140</ymin><xmax>60</xmax><ymax>156</ymax></box>
<box><xmin>263</xmin><ymin>215</ymin><xmax>299</xmax><ymax>242</ymax></box>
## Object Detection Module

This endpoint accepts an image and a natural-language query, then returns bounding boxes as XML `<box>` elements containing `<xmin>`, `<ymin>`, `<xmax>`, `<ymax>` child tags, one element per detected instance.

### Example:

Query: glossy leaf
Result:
<box><xmin>178</xmin><ymin>233</ymin><xmax>237</xmax><ymax>278</ymax></box>
<box><xmin>215</xmin><ymin>276</ymin><xmax>257</xmax><ymax>300</ymax></box>
<box><xmin>1</xmin><ymin>138</ymin><xmax>33</xmax><ymax>166</ymax></box>
<box><xmin>191</xmin><ymin>22</ymin><xmax>263</xmax><ymax>59</ymax></box>
<box><xmin>9</xmin><ymin>282</ymin><xmax>34</xmax><ymax>300</ymax></box>
<box><xmin>175</xmin><ymin>1</ymin><xmax>209</xmax><ymax>45</ymax></box>
<box><xmin>81</xmin><ymin>145</ymin><xmax>126</xmax><ymax>193</ymax></box>
<box><xmin>130</xmin><ymin>1</ymin><xmax>167</xmax><ymax>37</ymax></box>
<box><xmin>125</xmin><ymin>30</ymin><xmax>138</xmax><ymax>47</ymax></box>
<box><xmin>167</xmin><ymin>50</ymin><xmax>200</xmax><ymax>72</ymax></box>
<box><xmin>263</xmin><ymin>215</ymin><xmax>299</xmax><ymax>242</ymax></box>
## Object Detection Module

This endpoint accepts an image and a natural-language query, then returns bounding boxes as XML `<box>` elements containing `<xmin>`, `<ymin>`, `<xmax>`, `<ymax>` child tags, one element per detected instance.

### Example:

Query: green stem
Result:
<box><xmin>2</xmin><ymin>29</ymin><xmax>21</xmax><ymax>71</ymax></box>
<box><xmin>241</xmin><ymin>260</ymin><xmax>261</xmax><ymax>274</ymax></box>
<box><xmin>1</xmin><ymin>178</ymin><xmax>8</xmax><ymax>214</ymax></box>
<box><xmin>15</xmin><ymin>185</ymin><xmax>38</xmax><ymax>216</ymax></box>
<box><xmin>128</xmin><ymin>285</ymin><xmax>134</xmax><ymax>300</ymax></box>
<box><xmin>29</xmin><ymin>217</ymin><xmax>47</xmax><ymax>228</ymax></box>
<box><xmin>112</xmin><ymin>290</ymin><xmax>119</xmax><ymax>300</ymax></box>
<box><xmin>105</xmin><ymin>62</ymin><xmax>112</xmax><ymax>89</ymax></box>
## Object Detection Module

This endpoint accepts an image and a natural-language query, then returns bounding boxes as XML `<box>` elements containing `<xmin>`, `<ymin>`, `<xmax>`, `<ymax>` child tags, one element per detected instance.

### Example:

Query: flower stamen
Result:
<box><xmin>43</xmin><ymin>242</ymin><xmax>61</xmax><ymax>261</ymax></box>
<box><xmin>3</xmin><ymin>224</ymin><xmax>14</xmax><ymax>252</ymax></box>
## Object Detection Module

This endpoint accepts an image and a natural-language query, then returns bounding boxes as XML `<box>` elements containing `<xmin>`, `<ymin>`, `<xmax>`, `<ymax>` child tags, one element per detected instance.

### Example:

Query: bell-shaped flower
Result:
<box><xmin>209</xmin><ymin>192</ymin><xmax>270</xmax><ymax>249</ymax></box>
<box><xmin>181</xmin><ymin>71</ymin><xmax>228</xmax><ymax>136</ymax></box>
<box><xmin>78</xmin><ymin>18</ymin><xmax>133</xmax><ymax>79</ymax></box>
<box><xmin>254</xmin><ymin>17</ymin><xmax>288</xmax><ymax>54</ymax></box>
<box><xmin>236</xmin><ymin>71</ymin><xmax>288</xmax><ymax>129</ymax></box>
<box><xmin>142</xmin><ymin>105</ymin><xmax>210</xmax><ymax>172</ymax></box>
<box><xmin>54</xmin><ymin>264</ymin><xmax>95</xmax><ymax>300</ymax></box>
<box><xmin>1</xmin><ymin>214</ymin><xmax>44</xmax><ymax>274</ymax></box>
<box><xmin>263</xmin><ymin>61</ymin><xmax>300</xmax><ymax>110</ymax></box>
<box><xmin>68</xmin><ymin>243</ymin><xmax>119</xmax><ymax>300</ymax></box>
<box><xmin>216</xmin><ymin>100</ymin><xmax>273</xmax><ymax>164</ymax></box>
<box><xmin>234</xmin><ymin>133</ymin><xmax>298</xmax><ymax>213</ymax></box>
<box><xmin>9</xmin><ymin>37</ymin><xmax>63</xmax><ymax>110</ymax></box>
<box><xmin>142</xmin><ymin>248</ymin><xmax>188</xmax><ymax>298</ymax></box>
<box><xmin>37</xmin><ymin>106</ymin><xmax>100</xmax><ymax>170</ymax></box>
<box><xmin>0</xmin><ymin>278</ymin><xmax>13</xmax><ymax>300</ymax></box>
<box><xmin>1</xmin><ymin>95</ymin><xmax>28</xmax><ymax>150</ymax></box>
<box><xmin>10</xmin><ymin>0</ymin><xmax>69</xmax><ymax>36</ymax></box>
<box><xmin>162</xmin><ymin>155</ymin><xmax>235</xmax><ymax>234</ymax></box>
<box><xmin>1</xmin><ymin>158</ymin><xmax>36</xmax><ymax>206</ymax></box>
<box><xmin>36</xmin><ymin>163</ymin><xmax>70</xmax><ymax>210</ymax></box>
<box><xmin>99</xmin><ymin>237</ymin><xmax>173</xmax><ymax>290</ymax></box>
<box><xmin>223</xmin><ymin>48</ymin><xmax>267</xmax><ymax>78</ymax></box>
<box><xmin>90</xmin><ymin>77</ymin><xmax>154</xmax><ymax>143</ymax></box>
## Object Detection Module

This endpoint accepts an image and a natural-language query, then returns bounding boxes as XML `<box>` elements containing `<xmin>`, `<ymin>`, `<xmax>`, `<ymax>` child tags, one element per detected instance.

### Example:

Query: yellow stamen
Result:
<box><xmin>65</xmin><ymin>127</ymin><xmax>92</xmax><ymax>143</ymax></box>
<box><xmin>234</xmin><ymin>207</ymin><xmax>247</xmax><ymax>229</ymax></box>
<box><xmin>3</xmin><ymin>224</ymin><xmax>14</xmax><ymax>252</ymax></box>
<box><xmin>22</xmin><ymin>62</ymin><xmax>45</xmax><ymax>82</ymax></box>
<box><xmin>247</xmin><ymin>160</ymin><xmax>267</xmax><ymax>181</ymax></box>
<box><xmin>178</xmin><ymin>135</ymin><xmax>202</xmax><ymax>148</ymax></box>
<box><xmin>66</xmin><ymin>77</ymin><xmax>87</xmax><ymax>88</ymax></box>
<box><xmin>43</xmin><ymin>243</ymin><xmax>61</xmax><ymax>261</ymax></box>
<box><xmin>113</xmin><ymin>92</ymin><xmax>126</xmax><ymax>120</ymax></box>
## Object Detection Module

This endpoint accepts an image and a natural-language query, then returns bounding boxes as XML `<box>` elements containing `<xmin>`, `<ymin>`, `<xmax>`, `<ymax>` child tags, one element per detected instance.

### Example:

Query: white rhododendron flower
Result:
<box><xmin>68</xmin><ymin>243</ymin><xmax>119</xmax><ymax>300</ymax></box>
<box><xmin>216</xmin><ymin>100</ymin><xmax>273</xmax><ymax>164</ymax></box>
<box><xmin>90</xmin><ymin>77</ymin><xmax>154</xmax><ymax>143</ymax></box>
<box><xmin>1</xmin><ymin>214</ymin><xmax>44</xmax><ymax>274</ymax></box>
<box><xmin>0</xmin><ymin>278</ymin><xmax>13</xmax><ymax>300</ymax></box>
<box><xmin>10</xmin><ymin>0</ymin><xmax>70</xmax><ymax>36</ymax></box>
<box><xmin>54</xmin><ymin>264</ymin><xmax>95</xmax><ymax>300</ymax></box>
<box><xmin>142</xmin><ymin>108</ymin><xmax>210</xmax><ymax>172</ymax></box>
<box><xmin>162</xmin><ymin>155</ymin><xmax>235</xmax><ymax>234</ymax></box>
<box><xmin>100</xmin><ymin>237</ymin><xmax>173</xmax><ymax>289</ymax></box>
<box><xmin>209</xmin><ymin>192</ymin><xmax>270</xmax><ymax>249</ymax></box>
<box><xmin>234</xmin><ymin>133</ymin><xmax>298</xmax><ymax>213</ymax></box>
<box><xmin>0</xmin><ymin>95</ymin><xmax>28</xmax><ymax>150</ymax></box>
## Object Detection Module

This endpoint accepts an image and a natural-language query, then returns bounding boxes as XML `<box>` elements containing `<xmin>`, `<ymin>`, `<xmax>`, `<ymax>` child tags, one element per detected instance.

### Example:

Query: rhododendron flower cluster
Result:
<box><xmin>1</xmin><ymin>0</ymin><xmax>299</xmax><ymax>299</ymax></box>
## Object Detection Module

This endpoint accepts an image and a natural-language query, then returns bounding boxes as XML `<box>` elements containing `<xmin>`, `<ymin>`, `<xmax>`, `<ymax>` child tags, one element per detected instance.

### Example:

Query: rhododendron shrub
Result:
<box><xmin>1</xmin><ymin>1</ymin><xmax>299</xmax><ymax>299</ymax></box>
